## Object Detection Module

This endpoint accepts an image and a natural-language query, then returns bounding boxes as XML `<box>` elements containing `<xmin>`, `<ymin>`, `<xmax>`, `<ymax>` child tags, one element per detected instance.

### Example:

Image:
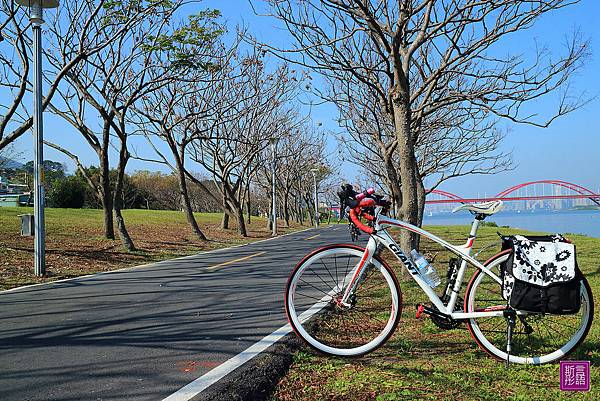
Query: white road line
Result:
<box><xmin>161</xmin><ymin>266</ymin><xmax>351</xmax><ymax>401</ymax></box>
<box><xmin>161</xmin><ymin>324</ymin><xmax>293</xmax><ymax>401</ymax></box>
<box><xmin>1</xmin><ymin>227</ymin><xmax>315</xmax><ymax>295</ymax></box>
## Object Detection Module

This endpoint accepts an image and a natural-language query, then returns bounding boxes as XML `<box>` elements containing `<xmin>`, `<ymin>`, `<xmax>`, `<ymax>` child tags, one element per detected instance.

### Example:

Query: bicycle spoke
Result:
<box><xmin>305</xmin><ymin>265</ymin><xmax>337</xmax><ymax>294</ymax></box>
<box><xmin>467</xmin><ymin>263</ymin><xmax>592</xmax><ymax>364</ymax></box>
<box><xmin>294</xmin><ymin>292</ymin><xmax>331</xmax><ymax>303</ymax></box>
<box><xmin>340</xmin><ymin>255</ymin><xmax>352</xmax><ymax>292</ymax></box>
<box><xmin>334</xmin><ymin>253</ymin><xmax>339</xmax><ymax>288</ymax></box>
<box><xmin>298</xmin><ymin>277</ymin><xmax>335</xmax><ymax>298</ymax></box>
<box><xmin>287</xmin><ymin>246</ymin><xmax>399</xmax><ymax>354</ymax></box>
<box><xmin>318</xmin><ymin>258</ymin><xmax>340</xmax><ymax>290</ymax></box>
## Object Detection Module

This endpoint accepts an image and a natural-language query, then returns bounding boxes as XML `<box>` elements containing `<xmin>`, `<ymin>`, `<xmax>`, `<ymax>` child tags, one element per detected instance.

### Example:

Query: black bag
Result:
<box><xmin>501</xmin><ymin>234</ymin><xmax>581</xmax><ymax>314</ymax></box>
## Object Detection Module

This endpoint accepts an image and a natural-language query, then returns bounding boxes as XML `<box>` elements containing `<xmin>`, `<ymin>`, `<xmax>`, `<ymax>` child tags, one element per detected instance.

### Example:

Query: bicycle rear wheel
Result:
<box><xmin>285</xmin><ymin>244</ymin><xmax>401</xmax><ymax>357</ymax></box>
<box><xmin>465</xmin><ymin>252</ymin><xmax>594</xmax><ymax>364</ymax></box>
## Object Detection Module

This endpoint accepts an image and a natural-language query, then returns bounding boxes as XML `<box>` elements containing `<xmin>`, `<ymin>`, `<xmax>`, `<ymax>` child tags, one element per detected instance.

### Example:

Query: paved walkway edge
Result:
<box><xmin>191</xmin><ymin>334</ymin><xmax>302</xmax><ymax>401</ymax></box>
<box><xmin>161</xmin><ymin>327</ymin><xmax>302</xmax><ymax>401</ymax></box>
<box><xmin>1</xmin><ymin>227</ymin><xmax>314</xmax><ymax>295</ymax></box>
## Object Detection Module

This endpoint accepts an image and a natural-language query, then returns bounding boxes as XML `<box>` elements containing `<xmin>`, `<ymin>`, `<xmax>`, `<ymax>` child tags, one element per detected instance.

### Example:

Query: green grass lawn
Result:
<box><xmin>274</xmin><ymin>225</ymin><xmax>600</xmax><ymax>401</ymax></box>
<box><xmin>0</xmin><ymin>207</ymin><xmax>306</xmax><ymax>290</ymax></box>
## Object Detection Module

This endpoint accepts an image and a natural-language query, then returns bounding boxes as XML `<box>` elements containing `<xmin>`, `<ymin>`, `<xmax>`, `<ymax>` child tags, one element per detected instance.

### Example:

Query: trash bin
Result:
<box><xmin>19</xmin><ymin>214</ymin><xmax>34</xmax><ymax>236</ymax></box>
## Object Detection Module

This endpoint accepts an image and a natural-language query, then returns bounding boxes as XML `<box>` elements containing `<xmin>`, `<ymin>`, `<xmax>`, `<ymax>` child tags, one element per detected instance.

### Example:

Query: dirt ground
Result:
<box><xmin>0</xmin><ymin>207</ymin><xmax>307</xmax><ymax>290</ymax></box>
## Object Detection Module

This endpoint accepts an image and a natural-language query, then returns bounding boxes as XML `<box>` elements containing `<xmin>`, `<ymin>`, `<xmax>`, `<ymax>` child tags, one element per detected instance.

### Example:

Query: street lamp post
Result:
<box><xmin>310</xmin><ymin>168</ymin><xmax>318</xmax><ymax>228</ymax></box>
<box><xmin>17</xmin><ymin>0</ymin><xmax>59</xmax><ymax>276</ymax></box>
<box><xmin>270</xmin><ymin>138</ymin><xmax>279</xmax><ymax>236</ymax></box>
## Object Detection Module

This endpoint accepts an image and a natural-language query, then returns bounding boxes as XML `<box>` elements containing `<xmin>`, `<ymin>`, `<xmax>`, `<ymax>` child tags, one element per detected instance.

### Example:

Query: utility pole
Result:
<box><xmin>270</xmin><ymin>138</ymin><xmax>279</xmax><ymax>236</ymax></box>
<box><xmin>17</xmin><ymin>0</ymin><xmax>59</xmax><ymax>276</ymax></box>
<box><xmin>310</xmin><ymin>168</ymin><xmax>318</xmax><ymax>228</ymax></box>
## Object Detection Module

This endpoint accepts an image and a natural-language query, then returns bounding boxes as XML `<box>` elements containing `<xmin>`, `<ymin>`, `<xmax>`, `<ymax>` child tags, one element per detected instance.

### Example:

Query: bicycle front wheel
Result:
<box><xmin>285</xmin><ymin>244</ymin><xmax>401</xmax><ymax>357</ymax></box>
<box><xmin>465</xmin><ymin>252</ymin><xmax>594</xmax><ymax>364</ymax></box>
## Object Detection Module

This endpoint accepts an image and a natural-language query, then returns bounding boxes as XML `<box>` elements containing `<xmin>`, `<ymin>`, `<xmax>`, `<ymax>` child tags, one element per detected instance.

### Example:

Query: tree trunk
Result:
<box><xmin>233</xmin><ymin>201</ymin><xmax>248</xmax><ymax>237</ymax></box>
<box><xmin>246</xmin><ymin>198</ymin><xmax>252</xmax><ymax>224</ymax></box>
<box><xmin>173</xmin><ymin>143</ymin><xmax>207</xmax><ymax>241</ymax></box>
<box><xmin>223</xmin><ymin>181</ymin><xmax>248</xmax><ymax>237</ymax></box>
<box><xmin>392</xmin><ymin>91</ymin><xmax>419</xmax><ymax>253</ymax></box>
<box><xmin>283</xmin><ymin>191</ymin><xmax>290</xmax><ymax>227</ymax></box>
<box><xmin>296</xmin><ymin>196</ymin><xmax>303</xmax><ymax>224</ymax></box>
<box><xmin>99</xmin><ymin>147</ymin><xmax>115</xmax><ymax>239</ymax></box>
<box><xmin>245</xmin><ymin>183</ymin><xmax>252</xmax><ymax>225</ymax></box>
<box><xmin>101</xmin><ymin>185</ymin><xmax>114</xmax><ymax>239</ymax></box>
<box><xmin>114</xmin><ymin>207</ymin><xmax>135</xmax><ymax>251</ymax></box>
<box><xmin>303</xmin><ymin>194</ymin><xmax>314</xmax><ymax>225</ymax></box>
<box><xmin>383</xmin><ymin>152</ymin><xmax>403</xmax><ymax>219</ymax></box>
<box><xmin>113</xmin><ymin>145</ymin><xmax>135</xmax><ymax>251</ymax></box>
<box><xmin>416</xmin><ymin>175</ymin><xmax>426</xmax><ymax>227</ymax></box>
<box><xmin>221</xmin><ymin>209</ymin><xmax>230</xmax><ymax>229</ymax></box>
<box><xmin>414</xmin><ymin>173</ymin><xmax>426</xmax><ymax>250</ymax></box>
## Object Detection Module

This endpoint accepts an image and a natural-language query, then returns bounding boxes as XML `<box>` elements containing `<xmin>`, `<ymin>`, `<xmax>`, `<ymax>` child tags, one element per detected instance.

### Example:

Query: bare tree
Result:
<box><xmin>134</xmin><ymin>33</ymin><xmax>266</xmax><ymax>240</ymax></box>
<box><xmin>188</xmin><ymin>54</ymin><xmax>303</xmax><ymax>236</ymax></box>
<box><xmin>1</xmin><ymin>0</ymin><xmax>176</xmax><ymax>243</ymax></box>
<box><xmin>257</xmin><ymin>0</ymin><xmax>589</xmax><ymax>250</ymax></box>
<box><xmin>134</xmin><ymin>60</ymin><xmax>226</xmax><ymax>240</ymax></box>
<box><xmin>0</xmin><ymin>0</ymin><xmax>159</xmax><ymax>150</ymax></box>
<box><xmin>336</xmin><ymin>79</ymin><xmax>512</xmax><ymax>222</ymax></box>
<box><xmin>43</xmin><ymin>2</ymin><xmax>219</xmax><ymax>249</ymax></box>
<box><xmin>257</xmin><ymin>123</ymin><xmax>328</xmax><ymax>227</ymax></box>
<box><xmin>255</xmin><ymin>125</ymin><xmax>335</xmax><ymax>228</ymax></box>
<box><xmin>0</xmin><ymin>143</ymin><xmax>23</xmax><ymax>171</ymax></box>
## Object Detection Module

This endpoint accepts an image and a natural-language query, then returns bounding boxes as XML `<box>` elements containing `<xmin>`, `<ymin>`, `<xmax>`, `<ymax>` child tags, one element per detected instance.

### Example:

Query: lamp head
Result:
<box><xmin>15</xmin><ymin>0</ymin><xmax>59</xmax><ymax>7</ymax></box>
<box><xmin>16</xmin><ymin>0</ymin><xmax>59</xmax><ymax>25</ymax></box>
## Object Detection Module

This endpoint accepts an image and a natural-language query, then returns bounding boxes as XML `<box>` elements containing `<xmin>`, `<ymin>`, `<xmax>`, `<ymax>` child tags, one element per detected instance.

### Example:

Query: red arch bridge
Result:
<box><xmin>426</xmin><ymin>180</ymin><xmax>600</xmax><ymax>207</ymax></box>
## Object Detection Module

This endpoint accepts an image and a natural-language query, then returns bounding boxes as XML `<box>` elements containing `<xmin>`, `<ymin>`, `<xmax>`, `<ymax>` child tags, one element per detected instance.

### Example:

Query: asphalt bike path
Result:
<box><xmin>0</xmin><ymin>226</ymin><xmax>356</xmax><ymax>401</ymax></box>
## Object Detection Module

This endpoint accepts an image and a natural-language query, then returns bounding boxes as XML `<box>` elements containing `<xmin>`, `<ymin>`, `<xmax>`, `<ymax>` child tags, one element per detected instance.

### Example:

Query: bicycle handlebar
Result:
<box><xmin>349</xmin><ymin>197</ymin><xmax>376</xmax><ymax>234</ymax></box>
<box><xmin>355</xmin><ymin>187</ymin><xmax>375</xmax><ymax>201</ymax></box>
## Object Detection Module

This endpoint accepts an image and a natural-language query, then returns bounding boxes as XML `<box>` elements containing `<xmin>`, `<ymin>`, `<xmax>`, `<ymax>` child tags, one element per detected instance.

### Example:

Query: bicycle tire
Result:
<box><xmin>285</xmin><ymin>244</ymin><xmax>402</xmax><ymax>357</ymax></box>
<box><xmin>464</xmin><ymin>251</ymin><xmax>594</xmax><ymax>364</ymax></box>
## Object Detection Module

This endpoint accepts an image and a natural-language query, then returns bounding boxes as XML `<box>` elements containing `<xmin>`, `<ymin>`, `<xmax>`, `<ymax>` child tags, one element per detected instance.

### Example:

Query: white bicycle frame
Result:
<box><xmin>341</xmin><ymin>207</ymin><xmax>516</xmax><ymax>319</ymax></box>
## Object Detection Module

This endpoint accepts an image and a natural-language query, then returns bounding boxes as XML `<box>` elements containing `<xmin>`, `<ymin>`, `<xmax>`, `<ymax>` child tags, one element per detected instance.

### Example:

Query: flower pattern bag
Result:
<box><xmin>501</xmin><ymin>234</ymin><xmax>581</xmax><ymax>314</ymax></box>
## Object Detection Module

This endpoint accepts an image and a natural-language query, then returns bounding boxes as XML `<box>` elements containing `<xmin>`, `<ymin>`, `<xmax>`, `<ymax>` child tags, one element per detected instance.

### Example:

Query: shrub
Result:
<box><xmin>481</xmin><ymin>221</ymin><xmax>498</xmax><ymax>227</ymax></box>
<box><xmin>48</xmin><ymin>176</ymin><xmax>88</xmax><ymax>208</ymax></box>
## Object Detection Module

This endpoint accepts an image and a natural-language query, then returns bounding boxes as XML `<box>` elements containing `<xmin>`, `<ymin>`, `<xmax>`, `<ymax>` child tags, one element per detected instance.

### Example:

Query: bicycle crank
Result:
<box><xmin>430</xmin><ymin>295</ymin><xmax>464</xmax><ymax>330</ymax></box>
<box><xmin>415</xmin><ymin>303</ymin><xmax>459</xmax><ymax>329</ymax></box>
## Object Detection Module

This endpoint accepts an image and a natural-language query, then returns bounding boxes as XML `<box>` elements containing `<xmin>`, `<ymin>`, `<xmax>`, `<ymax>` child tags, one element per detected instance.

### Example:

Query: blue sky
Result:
<box><xmin>207</xmin><ymin>0</ymin><xmax>600</xmax><ymax>197</ymax></box>
<box><xmin>8</xmin><ymin>0</ymin><xmax>600</xmax><ymax>198</ymax></box>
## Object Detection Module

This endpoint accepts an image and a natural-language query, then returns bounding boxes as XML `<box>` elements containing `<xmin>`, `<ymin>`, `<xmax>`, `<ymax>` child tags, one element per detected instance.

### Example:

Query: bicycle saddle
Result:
<box><xmin>452</xmin><ymin>200</ymin><xmax>503</xmax><ymax>215</ymax></box>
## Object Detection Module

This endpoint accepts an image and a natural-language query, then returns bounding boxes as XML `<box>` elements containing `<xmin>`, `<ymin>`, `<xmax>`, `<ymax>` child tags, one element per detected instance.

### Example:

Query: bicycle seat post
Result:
<box><xmin>466</xmin><ymin>216</ymin><xmax>483</xmax><ymax>250</ymax></box>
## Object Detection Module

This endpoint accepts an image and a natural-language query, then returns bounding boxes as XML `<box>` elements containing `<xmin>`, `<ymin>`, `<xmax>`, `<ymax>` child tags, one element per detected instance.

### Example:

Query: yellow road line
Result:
<box><xmin>305</xmin><ymin>234</ymin><xmax>321</xmax><ymax>240</ymax></box>
<box><xmin>206</xmin><ymin>251</ymin><xmax>266</xmax><ymax>272</ymax></box>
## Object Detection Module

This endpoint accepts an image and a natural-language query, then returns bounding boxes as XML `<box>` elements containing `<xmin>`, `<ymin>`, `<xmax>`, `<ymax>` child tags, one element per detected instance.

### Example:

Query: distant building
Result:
<box><xmin>553</xmin><ymin>185</ymin><xmax>562</xmax><ymax>210</ymax></box>
<box><xmin>0</xmin><ymin>176</ymin><xmax>32</xmax><ymax>207</ymax></box>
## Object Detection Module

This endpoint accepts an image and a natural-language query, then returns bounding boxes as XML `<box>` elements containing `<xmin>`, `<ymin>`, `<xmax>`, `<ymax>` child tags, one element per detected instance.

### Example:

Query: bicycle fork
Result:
<box><xmin>339</xmin><ymin>237</ymin><xmax>379</xmax><ymax>307</ymax></box>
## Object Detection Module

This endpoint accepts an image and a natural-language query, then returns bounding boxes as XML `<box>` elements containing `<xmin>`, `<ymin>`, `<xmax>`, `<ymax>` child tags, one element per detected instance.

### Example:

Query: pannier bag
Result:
<box><xmin>501</xmin><ymin>234</ymin><xmax>581</xmax><ymax>314</ymax></box>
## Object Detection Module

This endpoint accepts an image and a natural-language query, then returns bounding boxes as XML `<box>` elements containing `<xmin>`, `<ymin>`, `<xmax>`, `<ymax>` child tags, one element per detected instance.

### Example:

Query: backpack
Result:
<box><xmin>501</xmin><ymin>234</ymin><xmax>581</xmax><ymax>314</ymax></box>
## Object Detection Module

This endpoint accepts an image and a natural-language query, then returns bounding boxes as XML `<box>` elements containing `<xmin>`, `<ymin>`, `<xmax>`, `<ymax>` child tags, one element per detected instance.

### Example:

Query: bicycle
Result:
<box><xmin>348</xmin><ymin>220</ymin><xmax>361</xmax><ymax>242</ymax></box>
<box><xmin>284</xmin><ymin>189</ymin><xmax>594</xmax><ymax>364</ymax></box>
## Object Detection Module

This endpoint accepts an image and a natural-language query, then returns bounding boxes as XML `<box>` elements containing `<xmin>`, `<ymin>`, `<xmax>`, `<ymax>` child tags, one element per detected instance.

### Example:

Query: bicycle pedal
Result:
<box><xmin>416</xmin><ymin>304</ymin><xmax>425</xmax><ymax>319</ymax></box>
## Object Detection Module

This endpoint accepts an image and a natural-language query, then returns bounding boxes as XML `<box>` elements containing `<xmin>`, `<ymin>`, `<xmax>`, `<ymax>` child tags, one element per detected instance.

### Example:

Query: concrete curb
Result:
<box><xmin>190</xmin><ymin>335</ymin><xmax>302</xmax><ymax>401</ymax></box>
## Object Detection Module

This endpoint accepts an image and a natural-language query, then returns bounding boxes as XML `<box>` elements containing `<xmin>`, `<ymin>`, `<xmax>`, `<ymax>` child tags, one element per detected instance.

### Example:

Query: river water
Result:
<box><xmin>423</xmin><ymin>210</ymin><xmax>600</xmax><ymax>238</ymax></box>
